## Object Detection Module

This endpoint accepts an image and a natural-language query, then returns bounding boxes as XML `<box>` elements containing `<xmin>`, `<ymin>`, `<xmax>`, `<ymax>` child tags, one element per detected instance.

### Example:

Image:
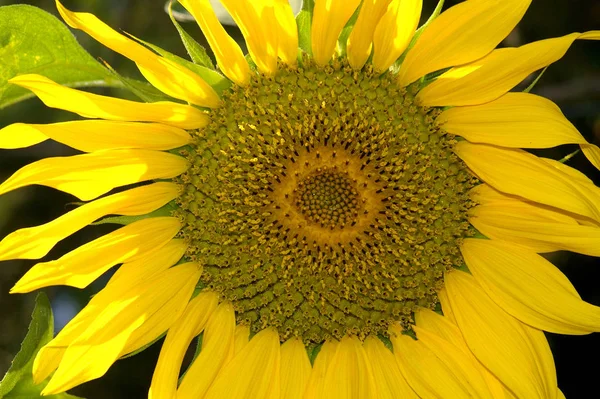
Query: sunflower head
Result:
<box><xmin>1</xmin><ymin>0</ymin><xmax>599</xmax><ymax>398</ymax></box>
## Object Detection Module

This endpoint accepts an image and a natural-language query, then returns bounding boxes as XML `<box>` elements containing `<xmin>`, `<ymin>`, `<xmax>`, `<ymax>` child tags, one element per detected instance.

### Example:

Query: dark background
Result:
<box><xmin>0</xmin><ymin>0</ymin><xmax>599</xmax><ymax>397</ymax></box>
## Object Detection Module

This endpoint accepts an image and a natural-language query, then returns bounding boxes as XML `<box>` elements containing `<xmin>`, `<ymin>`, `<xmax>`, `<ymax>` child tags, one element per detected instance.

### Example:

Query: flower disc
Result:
<box><xmin>175</xmin><ymin>59</ymin><xmax>478</xmax><ymax>343</ymax></box>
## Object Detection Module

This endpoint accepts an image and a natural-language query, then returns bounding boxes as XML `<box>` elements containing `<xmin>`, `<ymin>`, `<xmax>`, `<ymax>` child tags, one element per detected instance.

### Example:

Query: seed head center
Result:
<box><xmin>175</xmin><ymin>59</ymin><xmax>478</xmax><ymax>344</ymax></box>
<box><xmin>294</xmin><ymin>168</ymin><xmax>361</xmax><ymax>230</ymax></box>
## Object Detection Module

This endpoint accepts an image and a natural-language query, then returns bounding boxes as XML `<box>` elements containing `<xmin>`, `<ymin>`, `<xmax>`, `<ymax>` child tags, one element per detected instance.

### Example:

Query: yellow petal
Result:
<box><xmin>438</xmin><ymin>92</ymin><xmax>594</xmax><ymax>149</ymax></box>
<box><xmin>414</xmin><ymin>308</ymin><xmax>464</xmax><ymax>349</ymax></box>
<box><xmin>363</xmin><ymin>336</ymin><xmax>418</xmax><ymax>399</ymax></box>
<box><xmin>391</xmin><ymin>326</ymin><xmax>491</xmax><ymax>398</ymax></box>
<box><xmin>304</xmin><ymin>340</ymin><xmax>339</xmax><ymax>398</ymax></box>
<box><xmin>0</xmin><ymin>148</ymin><xmax>188</xmax><ymax>201</ymax></box>
<box><xmin>520</xmin><ymin>323</ymin><xmax>558</xmax><ymax>398</ymax></box>
<box><xmin>0</xmin><ymin>123</ymin><xmax>47</xmax><ymax>148</ymax></box>
<box><xmin>11</xmin><ymin>217</ymin><xmax>181</xmax><ymax>292</ymax></box>
<box><xmin>346</xmin><ymin>0</ymin><xmax>393</xmax><ymax>70</ymax></box>
<box><xmin>470</xmin><ymin>202</ymin><xmax>600</xmax><ymax>255</ymax></box>
<box><xmin>33</xmin><ymin>239</ymin><xmax>187</xmax><ymax>383</ymax></box>
<box><xmin>118</xmin><ymin>241</ymin><xmax>191</xmax><ymax>354</ymax></box>
<box><xmin>149</xmin><ymin>291</ymin><xmax>219</xmax><ymax>399</ymax></box>
<box><xmin>274</xmin><ymin>0</ymin><xmax>299</xmax><ymax>65</ymax></box>
<box><xmin>204</xmin><ymin>328</ymin><xmax>281</xmax><ymax>399</ymax></box>
<box><xmin>219</xmin><ymin>0</ymin><xmax>279</xmax><ymax>75</ymax></box>
<box><xmin>234</xmin><ymin>324</ymin><xmax>250</xmax><ymax>356</ymax></box>
<box><xmin>372</xmin><ymin>0</ymin><xmax>422</xmax><ymax>73</ymax></box>
<box><xmin>414</xmin><ymin>308</ymin><xmax>511</xmax><ymax>399</ymax></box>
<box><xmin>542</xmin><ymin>156</ymin><xmax>597</xmax><ymax>185</ymax></box>
<box><xmin>472</xmin><ymin>181</ymin><xmax>599</xmax><ymax>227</ymax></box>
<box><xmin>311</xmin><ymin>0</ymin><xmax>362</xmax><ymax>66</ymax></box>
<box><xmin>318</xmin><ymin>335</ymin><xmax>376</xmax><ymax>399</ymax></box>
<box><xmin>280</xmin><ymin>337</ymin><xmax>312</xmax><ymax>399</ymax></box>
<box><xmin>0</xmin><ymin>182</ymin><xmax>178</xmax><ymax>261</ymax></box>
<box><xmin>418</xmin><ymin>31</ymin><xmax>600</xmax><ymax>106</ymax></box>
<box><xmin>0</xmin><ymin>121</ymin><xmax>190</xmax><ymax>151</ymax></box>
<box><xmin>462</xmin><ymin>238</ymin><xmax>600</xmax><ymax>335</ymax></box>
<box><xmin>436</xmin><ymin>287</ymin><xmax>457</xmax><ymax>325</ymax></box>
<box><xmin>455</xmin><ymin>142</ymin><xmax>600</xmax><ymax>223</ymax></box>
<box><xmin>9</xmin><ymin>74</ymin><xmax>209</xmax><ymax>129</ymax></box>
<box><xmin>397</xmin><ymin>0</ymin><xmax>530</xmax><ymax>87</ymax></box>
<box><xmin>56</xmin><ymin>1</ymin><xmax>219</xmax><ymax>108</ymax></box>
<box><xmin>41</xmin><ymin>263</ymin><xmax>200</xmax><ymax>395</ymax></box>
<box><xmin>581</xmin><ymin>144</ymin><xmax>600</xmax><ymax>171</ymax></box>
<box><xmin>179</xmin><ymin>0</ymin><xmax>249</xmax><ymax>86</ymax></box>
<box><xmin>178</xmin><ymin>302</ymin><xmax>236</xmax><ymax>398</ymax></box>
<box><xmin>444</xmin><ymin>270</ymin><xmax>555</xmax><ymax>399</ymax></box>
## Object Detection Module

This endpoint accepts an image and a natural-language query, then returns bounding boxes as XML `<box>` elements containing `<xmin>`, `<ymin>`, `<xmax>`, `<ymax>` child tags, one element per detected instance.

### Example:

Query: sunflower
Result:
<box><xmin>1</xmin><ymin>0</ymin><xmax>599</xmax><ymax>397</ymax></box>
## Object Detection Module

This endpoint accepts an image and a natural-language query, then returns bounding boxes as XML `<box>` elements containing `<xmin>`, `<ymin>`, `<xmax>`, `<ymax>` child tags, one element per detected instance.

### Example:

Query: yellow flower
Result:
<box><xmin>1</xmin><ymin>0</ymin><xmax>599</xmax><ymax>397</ymax></box>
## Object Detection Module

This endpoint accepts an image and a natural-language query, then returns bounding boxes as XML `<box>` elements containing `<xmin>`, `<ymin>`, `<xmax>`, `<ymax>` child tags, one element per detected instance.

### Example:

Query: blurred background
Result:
<box><xmin>0</xmin><ymin>0</ymin><xmax>599</xmax><ymax>397</ymax></box>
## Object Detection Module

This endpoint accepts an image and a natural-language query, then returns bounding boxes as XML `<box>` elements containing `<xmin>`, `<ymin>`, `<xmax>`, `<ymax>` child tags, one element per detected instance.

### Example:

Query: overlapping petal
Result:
<box><xmin>41</xmin><ymin>263</ymin><xmax>200</xmax><ymax>395</ymax></box>
<box><xmin>346</xmin><ymin>0</ymin><xmax>393</xmax><ymax>69</ymax></box>
<box><xmin>419</xmin><ymin>31</ymin><xmax>600</xmax><ymax>106</ymax></box>
<box><xmin>203</xmin><ymin>327</ymin><xmax>281</xmax><ymax>399</ymax></box>
<box><xmin>274</xmin><ymin>0</ymin><xmax>299</xmax><ymax>65</ymax></box>
<box><xmin>9</xmin><ymin>74</ymin><xmax>209</xmax><ymax>129</ymax></box>
<box><xmin>318</xmin><ymin>336</ymin><xmax>377</xmax><ymax>398</ymax></box>
<box><xmin>438</xmin><ymin>93</ymin><xmax>597</xmax><ymax>153</ymax></box>
<box><xmin>456</xmin><ymin>142</ymin><xmax>600</xmax><ymax>223</ymax></box>
<box><xmin>372</xmin><ymin>0</ymin><xmax>422</xmax><ymax>73</ymax></box>
<box><xmin>219</xmin><ymin>0</ymin><xmax>279</xmax><ymax>75</ymax></box>
<box><xmin>471</xmin><ymin>202</ymin><xmax>600</xmax><ymax>255</ymax></box>
<box><xmin>280</xmin><ymin>337</ymin><xmax>312</xmax><ymax>399</ymax></box>
<box><xmin>56</xmin><ymin>0</ymin><xmax>220</xmax><ymax>108</ymax></box>
<box><xmin>363</xmin><ymin>336</ymin><xmax>417</xmax><ymax>398</ymax></box>
<box><xmin>397</xmin><ymin>0</ymin><xmax>531</xmax><ymax>86</ymax></box>
<box><xmin>0</xmin><ymin>121</ymin><xmax>190</xmax><ymax>151</ymax></box>
<box><xmin>311</xmin><ymin>0</ymin><xmax>362</xmax><ymax>66</ymax></box>
<box><xmin>0</xmin><ymin>149</ymin><xmax>188</xmax><ymax>201</ymax></box>
<box><xmin>177</xmin><ymin>302</ymin><xmax>236</xmax><ymax>398</ymax></box>
<box><xmin>303</xmin><ymin>340</ymin><xmax>339</xmax><ymax>397</ymax></box>
<box><xmin>11</xmin><ymin>217</ymin><xmax>181</xmax><ymax>292</ymax></box>
<box><xmin>391</xmin><ymin>324</ymin><xmax>493</xmax><ymax>398</ymax></box>
<box><xmin>33</xmin><ymin>240</ymin><xmax>188</xmax><ymax>383</ymax></box>
<box><xmin>179</xmin><ymin>0</ymin><xmax>250</xmax><ymax>86</ymax></box>
<box><xmin>149</xmin><ymin>291</ymin><xmax>219</xmax><ymax>399</ymax></box>
<box><xmin>462</xmin><ymin>239</ymin><xmax>600</xmax><ymax>334</ymax></box>
<box><xmin>0</xmin><ymin>182</ymin><xmax>179</xmax><ymax>261</ymax></box>
<box><xmin>445</xmin><ymin>270</ymin><xmax>557</xmax><ymax>399</ymax></box>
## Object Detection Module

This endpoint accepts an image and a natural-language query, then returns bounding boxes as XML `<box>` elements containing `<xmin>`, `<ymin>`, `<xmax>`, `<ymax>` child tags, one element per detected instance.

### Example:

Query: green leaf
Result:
<box><xmin>296</xmin><ymin>0</ymin><xmax>314</xmax><ymax>55</ymax></box>
<box><xmin>0</xmin><ymin>4</ymin><xmax>118</xmax><ymax>109</ymax></box>
<box><xmin>167</xmin><ymin>1</ymin><xmax>214</xmax><ymax>69</ymax></box>
<box><xmin>0</xmin><ymin>293</ymin><xmax>84</xmax><ymax>399</ymax></box>
<box><xmin>127</xmin><ymin>33</ymin><xmax>231</xmax><ymax>96</ymax></box>
<box><xmin>301</xmin><ymin>0</ymin><xmax>315</xmax><ymax>12</ymax></box>
<box><xmin>296</xmin><ymin>11</ymin><xmax>312</xmax><ymax>55</ymax></box>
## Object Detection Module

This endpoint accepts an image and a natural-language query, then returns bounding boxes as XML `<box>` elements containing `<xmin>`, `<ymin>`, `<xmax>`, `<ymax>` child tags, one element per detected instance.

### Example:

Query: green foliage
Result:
<box><xmin>296</xmin><ymin>0</ymin><xmax>314</xmax><ymax>54</ymax></box>
<box><xmin>0</xmin><ymin>293</ymin><xmax>83</xmax><ymax>399</ymax></box>
<box><xmin>0</xmin><ymin>5</ymin><xmax>118</xmax><ymax>109</ymax></box>
<box><xmin>167</xmin><ymin>1</ymin><xmax>214</xmax><ymax>69</ymax></box>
